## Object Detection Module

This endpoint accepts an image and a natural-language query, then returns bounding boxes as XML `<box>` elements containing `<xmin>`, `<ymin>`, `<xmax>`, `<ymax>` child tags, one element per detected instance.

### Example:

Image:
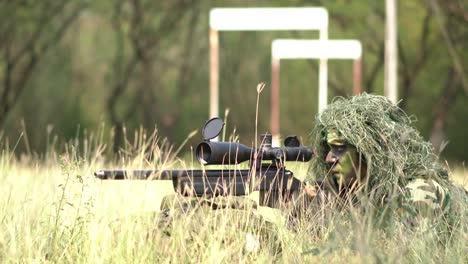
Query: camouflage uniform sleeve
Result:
<box><xmin>400</xmin><ymin>178</ymin><xmax>450</xmax><ymax>230</ymax></box>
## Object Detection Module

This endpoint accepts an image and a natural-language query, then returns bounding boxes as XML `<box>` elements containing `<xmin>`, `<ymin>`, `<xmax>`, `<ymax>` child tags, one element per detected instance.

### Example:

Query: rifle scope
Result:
<box><xmin>196</xmin><ymin>138</ymin><xmax>313</xmax><ymax>165</ymax></box>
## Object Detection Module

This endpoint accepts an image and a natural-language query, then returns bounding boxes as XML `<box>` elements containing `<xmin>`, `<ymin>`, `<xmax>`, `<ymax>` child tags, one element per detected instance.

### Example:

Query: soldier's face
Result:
<box><xmin>325</xmin><ymin>130</ymin><xmax>367</xmax><ymax>192</ymax></box>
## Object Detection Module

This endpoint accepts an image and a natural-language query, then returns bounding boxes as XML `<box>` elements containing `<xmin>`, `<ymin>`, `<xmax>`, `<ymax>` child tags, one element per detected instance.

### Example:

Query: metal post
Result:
<box><xmin>209</xmin><ymin>28</ymin><xmax>219</xmax><ymax>119</ymax></box>
<box><xmin>384</xmin><ymin>0</ymin><xmax>398</xmax><ymax>103</ymax></box>
<box><xmin>271</xmin><ymin>57</ymin><xmax>280</xmax><ymax>147</ymax></box>
<box><xmin>353</xmin><ymin>58</ymin><xmax>362</xmax><ymax>95</ymax></box>
<box><xmin>318</xmin><ymin>28</ymin><xmax>328</xmax><ymax>113</ymax></box>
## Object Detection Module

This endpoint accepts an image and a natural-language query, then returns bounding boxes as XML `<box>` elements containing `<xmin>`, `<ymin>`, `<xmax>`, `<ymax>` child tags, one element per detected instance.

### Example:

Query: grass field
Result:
<box><xmin>0</xmin><ymin>136</ymin><xmax>467</xmax><ymax>263</ymax></box>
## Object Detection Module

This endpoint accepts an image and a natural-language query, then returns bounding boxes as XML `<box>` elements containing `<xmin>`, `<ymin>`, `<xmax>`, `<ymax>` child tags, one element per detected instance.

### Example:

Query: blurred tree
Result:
<box><xmin>300</xmin><ymin>0</ymin><xmax>467</xmax><ymax>161</ymax></box>
<box><xmin>0</xmin><ymin>1</ymin><xmax>86</xmax><ymax>127</ymax></box>
<box><xmin>0</xmin><ymin>0</ymin><xmax>466</xmax><ymax>162</ymax></box>
<box><xmin>427</xmin><ymin>0</ymin><xmax>468</xmax><ymax>153</ymax></box>
<box><xmin>106</xmin><ymin>0</ymin><xmax>203</xmax><ymax>151</ymax></box>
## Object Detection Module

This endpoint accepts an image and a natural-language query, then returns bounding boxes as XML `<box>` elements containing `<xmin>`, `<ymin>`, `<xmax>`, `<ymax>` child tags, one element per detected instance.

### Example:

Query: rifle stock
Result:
<box><xmin>95</xmin><ymin>167</ymin><xmax>303</xmax><ymax>208</ymax></box>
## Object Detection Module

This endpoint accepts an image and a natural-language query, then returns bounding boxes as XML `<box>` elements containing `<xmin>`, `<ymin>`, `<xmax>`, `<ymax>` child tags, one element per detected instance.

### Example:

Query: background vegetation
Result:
<box><xmin>1</xmin><ymin>0</ymin><xmax>467</xmax><ymax>164</ymax></box>
<box><xmin>1</xmin><ymin>1</ymin><xmax>467</xmax><ymax>262</ymax></box>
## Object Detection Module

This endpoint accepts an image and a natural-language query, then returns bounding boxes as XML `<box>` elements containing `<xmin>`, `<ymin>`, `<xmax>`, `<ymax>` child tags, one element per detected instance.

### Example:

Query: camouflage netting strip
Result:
<box><xmin>309</xmin><ymin>93</ymin><xmax>448</xmax><ymax>203</ymax></box>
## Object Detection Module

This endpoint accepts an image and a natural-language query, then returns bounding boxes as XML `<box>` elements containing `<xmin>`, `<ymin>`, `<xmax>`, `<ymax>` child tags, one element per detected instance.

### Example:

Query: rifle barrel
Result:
<box><xmin>94</xmin><ymin>170</ymin><xmax>178</xmax><ymax>180</ymax></box>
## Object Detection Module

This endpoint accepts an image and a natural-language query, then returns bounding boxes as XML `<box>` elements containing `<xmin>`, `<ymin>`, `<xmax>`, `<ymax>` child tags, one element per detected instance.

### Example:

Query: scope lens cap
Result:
<box><xmin>284</xmin><ymin>136</ymin><xmax>300</xmax><ymax>147</ymax></box>
<box><xmin>202</xmin><ymin>117</ymin><xmax>224</xmax><ymax>140</ymax></box>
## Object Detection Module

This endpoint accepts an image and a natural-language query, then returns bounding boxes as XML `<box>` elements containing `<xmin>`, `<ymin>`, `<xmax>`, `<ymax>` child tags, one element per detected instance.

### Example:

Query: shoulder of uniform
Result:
<box><xmin>403</xmin><ymin>177</ymin><xmax>449</xmax><ymax>211</ymax></box>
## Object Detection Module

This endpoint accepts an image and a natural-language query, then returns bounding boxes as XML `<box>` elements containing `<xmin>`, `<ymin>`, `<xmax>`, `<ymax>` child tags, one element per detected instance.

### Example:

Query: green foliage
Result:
<box><xmin>0</xmin><ymin>0</ymin><xmax>466</xmax><ymax>163</ymax></box>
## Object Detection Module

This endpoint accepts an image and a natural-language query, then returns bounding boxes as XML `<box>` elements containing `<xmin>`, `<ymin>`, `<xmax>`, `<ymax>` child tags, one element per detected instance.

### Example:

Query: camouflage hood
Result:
<box><xmin>309</xmin><ymin>93</ymin><xmax>449</xmax><ymax>202</ymax></box>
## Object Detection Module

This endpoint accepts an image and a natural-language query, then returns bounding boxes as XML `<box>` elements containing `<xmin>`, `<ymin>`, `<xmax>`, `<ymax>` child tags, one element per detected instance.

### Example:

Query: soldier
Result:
<box><xmin>302</xmin><ymin>93</ymin><xmax>465</xmax><ymax>230</ymax></box>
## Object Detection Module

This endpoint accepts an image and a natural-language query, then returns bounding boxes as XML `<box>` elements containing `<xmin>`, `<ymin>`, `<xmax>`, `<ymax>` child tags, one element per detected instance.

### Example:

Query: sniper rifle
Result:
<box><xmin>94</xmin><ymin>118</ymin><xmax>314</xmax><ymax>208</ymax></box>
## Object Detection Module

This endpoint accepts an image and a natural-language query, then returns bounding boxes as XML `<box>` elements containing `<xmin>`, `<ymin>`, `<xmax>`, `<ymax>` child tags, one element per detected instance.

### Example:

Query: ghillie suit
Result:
<box><xmin>308</xmin><ymin>93</ymin><xmax>467</xmax><ymax>231</ymax></box>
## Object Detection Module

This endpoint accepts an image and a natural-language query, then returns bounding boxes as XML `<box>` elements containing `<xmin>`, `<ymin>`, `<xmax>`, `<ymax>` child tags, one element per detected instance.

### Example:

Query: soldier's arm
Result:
<box><xmin>400</xmin><ymin>178</ymin><xmax>450</xmax><ymax>229</ymax></box>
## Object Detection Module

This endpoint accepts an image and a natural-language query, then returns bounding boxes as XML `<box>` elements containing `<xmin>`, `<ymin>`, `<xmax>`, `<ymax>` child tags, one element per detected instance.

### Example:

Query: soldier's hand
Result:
<box><xmin>304</xmin><ymin>183</ymin><xmax>318</xmax><ymax>198</ymax></box>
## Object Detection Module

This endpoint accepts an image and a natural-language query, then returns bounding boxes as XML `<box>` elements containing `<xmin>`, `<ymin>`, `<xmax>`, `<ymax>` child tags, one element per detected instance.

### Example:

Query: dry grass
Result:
<box><xmin>0</xmin><ymin>129</ymin><xmax>467</xmax><ymax>263</ymax></box>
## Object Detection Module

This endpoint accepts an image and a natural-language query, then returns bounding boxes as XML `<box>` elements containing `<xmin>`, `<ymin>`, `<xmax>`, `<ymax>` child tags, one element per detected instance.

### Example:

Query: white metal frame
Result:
<box><xmin>270</xmin><ymin>39</ymin><xmax>363</xmax><ymax>145</ymax></box>
<box><xmin>209</xmin><ymin>7</ymin><xmax>329</xmax><ymax>121</ymax></box>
